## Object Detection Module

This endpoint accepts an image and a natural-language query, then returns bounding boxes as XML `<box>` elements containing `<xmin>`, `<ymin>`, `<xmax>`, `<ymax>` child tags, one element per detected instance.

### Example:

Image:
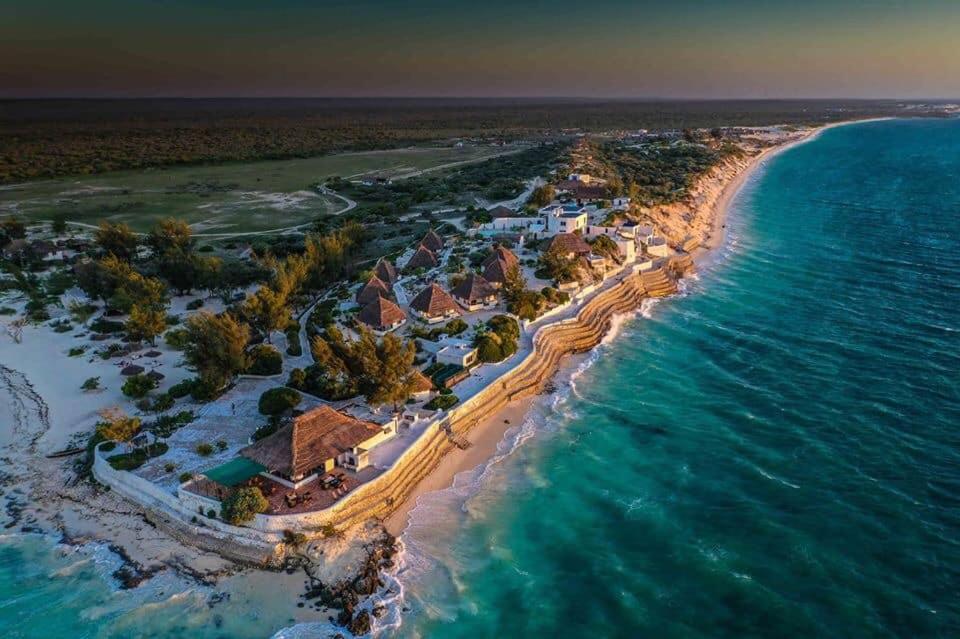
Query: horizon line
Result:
<box><xmin>1</xmin><ymin>95</ymin><xmax>958</xmax><ymax>102</ymax></box>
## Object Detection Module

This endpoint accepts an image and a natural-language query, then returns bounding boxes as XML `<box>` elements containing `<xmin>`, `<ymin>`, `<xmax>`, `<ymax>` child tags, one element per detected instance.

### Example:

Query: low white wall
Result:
<box><xmin>92</xmin><ymin>443</ymin><xmax>282</xmax><ymax>545</ymax></box>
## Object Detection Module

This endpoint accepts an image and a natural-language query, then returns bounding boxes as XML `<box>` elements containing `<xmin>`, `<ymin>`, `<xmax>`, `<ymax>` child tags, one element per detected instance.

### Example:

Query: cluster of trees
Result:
<box><xmin>501</xmin><ymin>265</ymin><xmax>547</xmax><ymax>321</ymax></box>
<box><xmin>76</xmin><ymin>250</ymin><xmax>168</xmax><ymax>344</ymax></box>
<box><xmin>537</xmin><ymin>248</ymin><xmax>579</xmax><ymax>285</ymax></box>
<box><xmin>589</xmin><ymin>235</ymin><xmax>622</xmax><ymax>263</ymax></box>
<box><xmin>239</xmin><ymin>222</ymin><xmax>364</xmax><ymax>343</ymax></box>
<box><xmin>290</xmin><ymin>326</ymin><xmax>417</xmax><ymax>409</ymax></box>
<box><xmin>474</xmin><ymin>315</ymin><xmax>520</xmax><ymax>363</ymax></box>
<box><xmin>602</xmin><ymin>141</ymin><xmax>738</xmax><ymax>206</ymax></box>
<box><xmin>528</xmin><ymin>184</ymin><xmax>556</xmax><ymax>208</ymax></box>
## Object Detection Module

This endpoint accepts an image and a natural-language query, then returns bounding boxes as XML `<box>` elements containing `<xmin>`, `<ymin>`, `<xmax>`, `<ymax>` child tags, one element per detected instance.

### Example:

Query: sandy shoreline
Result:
<box><xmin>387</xmin><ymin>117</ymin><xmax>882</xmax><ymax>537</ymax></box>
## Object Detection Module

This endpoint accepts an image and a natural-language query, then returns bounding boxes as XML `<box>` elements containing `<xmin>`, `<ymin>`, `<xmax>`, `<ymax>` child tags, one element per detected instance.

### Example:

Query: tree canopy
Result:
<box><xmin>183</xmin><ymin>311</ymin><xmax>251</xmax><ymax>389</ymax></box>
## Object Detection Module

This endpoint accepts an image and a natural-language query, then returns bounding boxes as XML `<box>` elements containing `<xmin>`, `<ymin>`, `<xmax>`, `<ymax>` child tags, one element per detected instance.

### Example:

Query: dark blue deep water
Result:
<box><xmin>391</xmin><ymin>119</ymin><xmax>960</xmax><ymax>639</ymax></box>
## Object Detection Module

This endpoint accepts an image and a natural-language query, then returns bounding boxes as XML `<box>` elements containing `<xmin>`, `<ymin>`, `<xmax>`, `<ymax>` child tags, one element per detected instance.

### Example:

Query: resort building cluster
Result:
<box><xmin>21</xmin><ymin>157</ymin><xmax>689</xmax><ymax>531</ymax></box>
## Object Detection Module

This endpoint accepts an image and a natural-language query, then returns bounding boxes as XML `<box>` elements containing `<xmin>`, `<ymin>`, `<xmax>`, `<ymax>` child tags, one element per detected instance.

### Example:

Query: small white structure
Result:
<box><xmin>611</xmin><ymin>196</ymin><xmax>631</xmax><ymax>208</ymax></box>
<box><xmin>615</xmin><ymin>237</ymin><xmax>636</xmax><ymax>263</ymax></box>
<box><xmin>479</xmin><ymin>217</ymin><xmax>546</xmax><ymax>237</ymax></box>
<box><xmin>540</xmin><ymin>204</ymin><xmax>588</xmax><ymax>235</ymax></box>
<box><xmin>586</xmin><ymin>253</ymin><xmax>608</xmax><ymax>272</ymax></box>
<box><xmin>585</xmin><ymin>225</ymin><xmax>620</xmax><ymax>239</ymax></box>
<box><xmin>647</xmin><ymin>236</ymin><xmax>670</xmax><ymax>257</ymax></box>
<box><xmin>436</xmin><ymin>339</ymin><xmax>479</xmax><ymax>368</ymax></box>
<box><xmin>635</xmin><ymin>225</ymin><xmax>656</xmax><ymax>244</ymax></box>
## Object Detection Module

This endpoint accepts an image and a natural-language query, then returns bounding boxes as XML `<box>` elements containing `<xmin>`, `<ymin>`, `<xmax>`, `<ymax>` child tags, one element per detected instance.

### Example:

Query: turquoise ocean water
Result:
<box><xmin>2</xmin><ymin>118</ymin><xmax>959</xmax><ymax>638</ymax></box>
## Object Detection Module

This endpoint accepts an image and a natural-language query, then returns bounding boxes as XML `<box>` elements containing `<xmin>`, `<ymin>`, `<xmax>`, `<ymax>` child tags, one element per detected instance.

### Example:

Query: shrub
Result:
<box><xmin>81</xmin><ymin>376</ymin><xmax>100</xmax><ymax>391</ymax></box>
<box><xmin>258</xmin><ymin>387</ymin><xmax>302</xmax><ymax>416</ymax></box>
<box><xmin>151</xmin><ymin>393</ymin><xmax>175</xmax><ymax>413</ymax></box>
<box><xmin>252</xmin><ymin>422</ymin><xmax>280</xmax><ymax>442</ymax></box>
<box><xmin>220</xmin><ymin>487</ymin><xmax>268</xmax><ymax>525</ymax></box>
<box><xmin>207</xmin><ymin>509</ymin><xmax>217</xmax><ymax>519</ymax></box>
<box><xmin>90</xmin><ymin>318</ymin><xmax>124</xmax><ymax>334</ymax></box>
<box><xmin>216</xmin><ymin>439</ymin><xmax>228</xmax><ymax>451</ymax></box>
<box><xmin>283</xmin><ymin>529</ymin><xmax>308</xmax><ymax>547</ymax></box>
<box><xmin>475</xmin><ymin>334</ymin><xmax>504</xmax><ymax>363</ymax></box>
<box><xmin>285</xmin><ymin>321</ymin><xmax>302</xmax><ymax>356</ymax></box>
<box><xmin>164</xmin><ymin>328</ymin><xmax>190</xmax><ymax>350</ymax></box>
<box><xmin>152</xmin><ymin>410</ymin><xmax>195</xmax><ymax>437</ymax></box>
<box><xmin>246</xmin><ymin>344</ymin><xmax>282</xmax><ymax>376</ymax></box>
<box><xmin>444</xmin><ymin>318</ymin><xmax>468</xmax><ymax>336</ymax></box>
<box><xmin>185</xmin><ymin>298</ymin><xmax>204</xmax><ymax>310</ymax></box>
<box><xmin>68</xmin><ymin>346</ymin><xmax>86</xmax><ymax>357</ymax></box>
<box><xmin>178</xmin><ymin>472</ymin><xmax>193</xmax><ymax>484</ymax></box>
<box><xmin>425</xmin><ymin>394</ymin><xmax>459</xmax><ymax>411</ymax></box>
<box><xmin>319</xmin><ymin>523</ymin><xmax>343</xmax><ymax>539</ymax></box>
<box><xmin>164</xmin><ymin>462</ymin><xmax>176</xmax><ymax>473</ymax></box>
<box><xmin>51</xmin><ymin>320</ymin><xmax>73</xmax><ymax>333</ymax></box>
<box><xmin>190</xmin><ymin>377</ymin><xmax>223</xmax><ymax>402</ymax></box>
<box><xmin>121</xmin><ymin>374</ymin><xmax>157</xmax><ymax>399</ymax></box>
<box><xmin>106</xmin><ymin>442</ymin><xmax>168</xmax><ymax>471</ymax></box>
<box><xmin>196</xmin><ymin>443</ymin><xmax>214</xmax><ymax>456</ymax></box>
<box><xmin>287</xmin><ymin>368</ymin><xmax>306</xmax><ymax>388</ymax></box>
<box><xmin>167</xmin><ymin>378</ymin><xmax>196</xmax><ymax>398</ymax></box>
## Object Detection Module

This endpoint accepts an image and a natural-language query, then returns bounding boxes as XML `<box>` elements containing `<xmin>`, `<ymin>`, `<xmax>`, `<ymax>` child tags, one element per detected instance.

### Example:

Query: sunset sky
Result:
<box><xmin>3</xmin><ymin>0</ymin><xmax>959</xmax><ymax>98</ymax></box>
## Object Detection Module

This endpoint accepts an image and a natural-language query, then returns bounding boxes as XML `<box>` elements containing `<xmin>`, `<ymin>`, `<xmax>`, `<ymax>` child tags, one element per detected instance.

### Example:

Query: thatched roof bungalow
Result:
<box><xmin>409</xmin><ymin>283</ymin><xmax>460</xmax><ymax>323</ymax></box>
<box><xmin>356</xmin><ymin>275</ymin><xmax>391</xmax><ymax>305</ymax></box>
<box><xmin>405</xmin><ymin>245</ymin><xmax>439</xmax><ymax>271</ymax></box>
<box><xmin>241</xmin><ymin>405</ymin><xmax>395</xmax><ymax>483</ymax></box>
<box><xmin>451</xmin><ymin>273</ymin><xmax>498</xmax><ymax>310</ymax></box>
<box><xmin>358</xmin><ymin>296</ymin><xmax>406</xmax><ymax>334</ymax></box>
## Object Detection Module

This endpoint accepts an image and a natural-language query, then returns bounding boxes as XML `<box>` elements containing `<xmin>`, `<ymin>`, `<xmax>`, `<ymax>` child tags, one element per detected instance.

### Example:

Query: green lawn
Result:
<box><xmin>0</xmin><ymin>145</ymin><xmax>515</xmax><ymax>234</ymax></box>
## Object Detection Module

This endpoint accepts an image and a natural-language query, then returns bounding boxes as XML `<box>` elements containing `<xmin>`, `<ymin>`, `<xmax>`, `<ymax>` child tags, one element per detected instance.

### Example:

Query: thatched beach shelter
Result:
<box><xmin>405</xmin><ymin>245</ymin><xmax>439</xmax><ymax>271</ymax></box>
<box><xmin>357</xmin><ymin>275</ymin><xmax>391</xmax><ymax>305</ymax></box>
<box><xmin>451</xmin><ymin>272</ymin><xmax>498</xmax><ymax>310</ymax></box>
<box><xmin>241</xmin><ymin>405</ymin><xmax>387</xmax><ymax>481</ymax></box>
<box><xmin>420</xmin><ymin>229</ymin><xmax>444</xmax><ymax>252</ymax></box>
<box><xmin>358</xmin><ymin>296</ymin><xmax>406</xmax><ymax>333</ymax></box>
<box><xmin>409</xmin><ymin>283</ymin><xmax>461</xmax><ymax>323</ymax></box>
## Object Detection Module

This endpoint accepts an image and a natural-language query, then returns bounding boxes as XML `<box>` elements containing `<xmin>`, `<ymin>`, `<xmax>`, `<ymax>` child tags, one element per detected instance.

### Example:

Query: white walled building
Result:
<box><xmin>540</xmin><ymin>204</ymin><xmax>588</xmax><ymax>235</ymax></box>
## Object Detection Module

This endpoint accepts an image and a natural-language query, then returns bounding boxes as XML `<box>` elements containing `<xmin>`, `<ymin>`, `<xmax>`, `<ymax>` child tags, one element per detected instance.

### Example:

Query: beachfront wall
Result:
<box><xmin>94</xmin><ymin>257</ymin><xmax>692</xmax><ymax>546</ymax></box>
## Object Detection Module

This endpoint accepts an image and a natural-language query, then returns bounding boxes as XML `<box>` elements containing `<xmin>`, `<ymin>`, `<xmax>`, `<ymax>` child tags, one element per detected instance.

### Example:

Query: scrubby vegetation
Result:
<box><xmin>0</xmin><ymin>99</ymin><xmax>925</xmax><ymax>184</ymax></box>
<box><xmin>291</xmin><ymin>326</ymin><xmax>417</xmax><ymax>407</ymax></box>
<box><xmin>220</xmin><ymin>487</ymin><xmax>269</xmax><ymax>525</ymax></box>
<box><xmin>258</xmin><ymin>387</ymin><xmax>302</xmax><ymax>416</ymax></box>
<box><xmin>474</xmin><ymin>315</ymin><xmax>520</xmax><ymax>363</ymax></box>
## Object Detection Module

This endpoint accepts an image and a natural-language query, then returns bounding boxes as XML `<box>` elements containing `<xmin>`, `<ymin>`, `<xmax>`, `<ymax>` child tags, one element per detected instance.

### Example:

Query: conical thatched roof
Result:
<box><xmin>411</xmin><ymin>369</ymin><xmax>435</xmax><ymax>394</ymax></box>
<box><xmin>482</xmin><ymin>245</ymin><xmax>518</xmax><ymax>269</ymax></box>
<box><xmin>405</xmin><ymin>245</ymin><xmax>438</xmax><ymax>270</ymax></box>
<box><xmin>421</xmin><ymin>229</ymin><xmax>444</xmax><ymax>252</ymax></box>
<box><xmin>409</xmin><ymin>283</ymin><xmax>460</xmax><ymax>318</ymax></box>
<box><xmin>374</xmin><ymin>258</ymin><xmax>398</xmax><ymax>284</ymax></box>
<box><xmin>546</xmin><ymin>233</ymin><xmax>591</xmax><ymax>256</ymax></box>
<box><xmin>481</xmin><ymin>246</ymin><xmax>520</xmax><ymax>285</ymax></box>
<box><xmin>488</xmin><ymin>205</ymin><xmax>515</xmax><ymax>218</ymax></box>
<box><xmin>241</xmin><ymin>405</ymin><xmax>382</xmax><ymax>478</ymax></box>
<box><xmin>357</xmin><ymin>275</ymin><xmax>391</xmax><ymax>305</ymax></box>
<box><xmin>358</xmin><ymin>296</ymin><xmax>406</xmax><ymax>331</ymax></box>
<box><xmin>451</xmin><ymin>272</ymin><xmax>497</xmax><ymax>304</ymax></box>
